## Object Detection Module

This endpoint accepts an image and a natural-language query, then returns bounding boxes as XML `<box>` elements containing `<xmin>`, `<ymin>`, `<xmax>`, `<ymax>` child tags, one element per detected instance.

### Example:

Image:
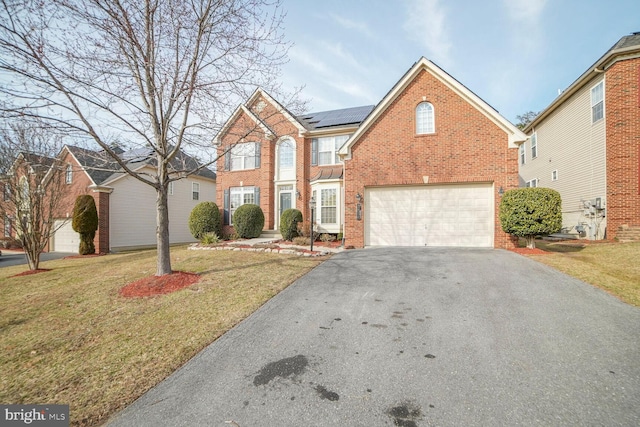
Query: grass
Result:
<box><xmin>525</xmin><ymin>240</ymin><xmax>640</xmax><ymax>307</ymax></box>
<box><xmin>0</xmin><ymin>247</ymin><xmax>326</xmax><ymax>426</ymax></box>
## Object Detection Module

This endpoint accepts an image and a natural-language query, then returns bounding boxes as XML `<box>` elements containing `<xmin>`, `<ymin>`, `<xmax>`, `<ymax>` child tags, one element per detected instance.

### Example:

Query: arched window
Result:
<box><xmin>416</xmin><ymin>102</ymin><xmax>435</xmax><ymax>134</ymax></box>
<box><xmin>278</xmin><ymin>139</ymin><xmax>294</xmax><ymax>169</ymax></box>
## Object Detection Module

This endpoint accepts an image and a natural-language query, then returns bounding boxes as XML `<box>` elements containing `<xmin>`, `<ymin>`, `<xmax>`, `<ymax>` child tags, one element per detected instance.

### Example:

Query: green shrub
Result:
<box><xmin>200</xmin><ymin>232</ymin><xmax>220</xmax><ymax>245</ymax></box>
<box><xmin>499</xmin><ymin>187</ymin><xmax>562</xmax><ymax>248</ymax></box>
<box><xmin>232</xmin><ymin>204</ymin><xmax>264</xmax><ymax>238</ymax></box>
<box><xmin>189</xmin><ymin>202</ymin><xmax>222</xmax><ymax>240</ymax></box>
<box><xmin>280</xmin><ymin>208</ymin><xmax>303</xmax><ymax>241</ymax></box>
<box><xmin>72</xmin><ymin>195</ymin><xmax>98</xmax><ymax>255</ymax></box>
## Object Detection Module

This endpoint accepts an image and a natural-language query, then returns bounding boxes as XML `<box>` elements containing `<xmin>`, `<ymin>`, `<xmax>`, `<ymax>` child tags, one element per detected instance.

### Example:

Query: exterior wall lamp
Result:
<box><xmin>498</xmin><ymin>186</ymin><xmax>504</xmax><ymax>197</ymax></box>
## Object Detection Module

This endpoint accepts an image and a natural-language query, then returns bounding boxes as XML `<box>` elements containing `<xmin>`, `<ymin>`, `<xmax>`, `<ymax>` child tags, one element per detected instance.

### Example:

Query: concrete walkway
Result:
<box><xmin>107</xmin><ymin>247</ymin><xmax>640</xmax><ymax>426</ymax></box>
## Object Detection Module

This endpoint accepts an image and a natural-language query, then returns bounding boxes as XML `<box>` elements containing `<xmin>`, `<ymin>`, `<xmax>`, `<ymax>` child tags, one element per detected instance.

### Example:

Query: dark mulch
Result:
<box><xmin>119</xmin><ymin>271</ymin><xmax>201</xmax><ymax>298</ymax></box>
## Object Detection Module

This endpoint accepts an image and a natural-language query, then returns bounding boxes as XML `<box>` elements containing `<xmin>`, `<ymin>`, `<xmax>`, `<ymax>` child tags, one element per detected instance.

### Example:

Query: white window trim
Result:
<box><xmin>310</xmin><ymin>181</ymin><xmax>341</xmax><ymax>233</ymax></box>
<box><xmin>230</xmin><ymin>142</ymin><xmax>258</xmax><ymax>171</ymax></box>
<box><xmin>416</xmin><ymin>102</ymin><xmax>435</xmax><ymax>134</ymax></box>
<box><xmin>591</xmin><ymin>81</ymin><xmax>604</xmax><ymax>124</ymax></box>
<box><xmin>519</xmin><ymin>143</ymin><xmax>526</xmax><ymax>165</ymax></box>
<box><xmin>525</xmin><ymin>179</ymin><xmax>538</xmax><ymax>188</ymax></box>
<box><xmin>192</xmin><ymin>182</ymin><xmax>200</xmax><ymax>200</ymax></box>
<box><xmin>168</xmin><ymin>181</ymin><xmax>174</xmax><ymax>196</ymax></box>
<box><xmin>551</xmin><ymin>170</ymin><xmax>558</xmax><ymax>181</ymax></box>
<box><xmin>315</xmin><ymin>135</ymin><xmax>350</xmax><ymax>166</ymax></box>
<box><xmin>4</xmin><ymin>217</ymin><xmax>11</xmax><ymax>237</ymax></box>
<box><xmin>65</xmin><ymin>164</ymin><xmax>73</xmax><ymax>184</ymax></box>
<box><xmin>230</xmin><ymin>186</ymin><xmax>256</xmax><ymax>225</ymax></box>
<box><xmin>531</xmin><ymin>133</ymin><xmax>537</xmax><ymax>159</ymax></box>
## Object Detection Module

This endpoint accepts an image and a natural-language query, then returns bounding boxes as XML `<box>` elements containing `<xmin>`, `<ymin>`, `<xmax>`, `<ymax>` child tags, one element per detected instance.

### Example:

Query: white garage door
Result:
<box><xmin>52</xmin><ymin>219</ymin><xmax>79</xmax><ymax>253</ymax></box>
<box><xmin>366</xmin><ymin>184</ymin><xmax>494</xmax><ymax>247</ymax></box>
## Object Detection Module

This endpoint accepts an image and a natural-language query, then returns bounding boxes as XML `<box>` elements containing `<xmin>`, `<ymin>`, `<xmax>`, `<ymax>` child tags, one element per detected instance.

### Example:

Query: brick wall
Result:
<box><xmin>344</xmin><ymin>68</ymin><xmax>519</xmax><ymax>249</ymax></box>
<box><xmin>94</xmin><ymin>190</ymin><xmax>110</xmax><ymax>253</ymax></box>
<box><xmin>605</xmin><ymin>58</ymin><xmax>640</xmax><ymax>238</ymax></box>
<box><xmin>217</xmin><ymin>96</ymin><xmax>305</xmax><ymax>232</ymax></box>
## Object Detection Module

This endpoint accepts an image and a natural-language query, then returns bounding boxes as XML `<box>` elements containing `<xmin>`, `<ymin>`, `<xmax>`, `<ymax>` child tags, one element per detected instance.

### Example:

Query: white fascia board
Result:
<box><xmin>248</xmin><ymin>88</ymin><xmax>307</xmax><ymax>136</ymax></box>
<box><xmin>213</xmin><ymin>104</ymin><xmax>273</xmax><ymax>145</ymax></box>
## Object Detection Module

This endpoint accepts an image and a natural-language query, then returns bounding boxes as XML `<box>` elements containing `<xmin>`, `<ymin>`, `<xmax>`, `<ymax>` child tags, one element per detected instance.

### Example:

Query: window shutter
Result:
<box><xmin>254</xmin><ymin>187</ymin><xmax>260</xmax><ymax>206</ymax></box>
<box><xmin>223</xmin><ymin>189</ymin><xmax>230</xmax><ymax>225</ymax></box>
<box><xmin>224</xmin><ymin>151</ymin><xmax>230</xmax><ymax>171</ymax></box>
<box><xmin>255</xmin><ymin>142</ymin><xmax>261</xmax><ymax>168</ymax></box>
<box><xmin>311</xmin><ymin>138</ymin><xmax>318</xmax><ymax>166</ymax></box>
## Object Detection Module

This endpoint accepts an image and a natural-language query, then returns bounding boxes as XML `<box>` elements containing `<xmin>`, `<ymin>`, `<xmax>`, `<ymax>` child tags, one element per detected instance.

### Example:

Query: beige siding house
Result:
<box><xmin>107</xmin><ymin>167</ymin><xmax>216</xmax><ymax>251</ymax></box>
<box><xmin>519</xmin><ymin>32</ymin><xmax>640</xmax><ymax>240</ymax></box>
<box><xmin>520</xmin><ymin>73</ymin><xmax>607</xmax><ymax>238</ymax></box>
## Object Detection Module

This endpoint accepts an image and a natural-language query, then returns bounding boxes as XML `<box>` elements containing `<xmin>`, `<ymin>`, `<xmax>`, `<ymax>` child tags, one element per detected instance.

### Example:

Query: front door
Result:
<box><xmin>280</xmin><ymin>191</ymin><xmax>292</xmax><ymax>217</ymax></box>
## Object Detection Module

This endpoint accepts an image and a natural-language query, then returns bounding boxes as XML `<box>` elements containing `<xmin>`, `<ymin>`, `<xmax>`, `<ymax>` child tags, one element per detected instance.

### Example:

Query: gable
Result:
<box><xmin>339</xmin><ymin>57</ymin><xmax>526</xmax><ymax>159</ymax></box>
<box><xmin>214</xmin><ymin>88</ymin><xmax>306</xmax><ymax>146</ymax></box>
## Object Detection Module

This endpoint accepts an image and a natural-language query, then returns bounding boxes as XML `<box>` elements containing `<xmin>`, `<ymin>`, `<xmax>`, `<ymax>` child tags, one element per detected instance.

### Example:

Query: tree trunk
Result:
<box><xmin>155</xmin><ymin>184</ymin><xmax>172</xmax><ymax>276</ymax></box>
<box><xmin>525</xmin><ymin>235</ymin><xmax>536</xmax><ymax>249</ymax></box>
<box><xmin>26</xmin><ymin>249</ymin><xmax>39</xmax><ymax>270</ymax></box>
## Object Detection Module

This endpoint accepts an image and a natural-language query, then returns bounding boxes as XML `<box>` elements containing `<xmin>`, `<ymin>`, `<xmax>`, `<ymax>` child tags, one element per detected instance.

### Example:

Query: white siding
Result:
<box><xmin>519</xmin><ymin>74</ymin><xmax>607</xmax><ymax>236</ymax></box>
<box><xmin>109</xmin><ymin>168</ymin><xmax>216</xmax><ymax>251</ymax></box>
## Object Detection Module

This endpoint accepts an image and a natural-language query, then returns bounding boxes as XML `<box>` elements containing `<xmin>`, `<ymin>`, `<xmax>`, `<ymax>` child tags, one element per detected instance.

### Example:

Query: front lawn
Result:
<box><xmin>526</xmin><ymin>240</ymin><xmax>640</xmax><ymax>307</ymax></box>
<box><xmin>0</xmin><ymin>247</ymin><xmax>326</xmax><ymax>426</ymax></box>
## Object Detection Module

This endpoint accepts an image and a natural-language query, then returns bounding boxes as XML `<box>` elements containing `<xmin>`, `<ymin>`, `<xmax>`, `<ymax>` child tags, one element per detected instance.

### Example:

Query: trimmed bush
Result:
<box><xmin>72</xmin><ymin>195</ymin><xmax>98</xmax><ymax>255</ymax></box>
<box><xmin>233</xmin><ymin>204</ymin><xmax>264</xmax><ymax>238</ymax></box>
<box><xmin>499</xmin><ymin>187</ymin><xmax>562</xmax><ymax>248</ymax></box>
<box><xmin>280</xmin><ymin>208</ymin><xmax>303</xmax><ymax>241</ymax></box>
<box><xmin>189</xmin><ymin>202</ymin><xmax>222</xmax><ymax>240</ymax></box>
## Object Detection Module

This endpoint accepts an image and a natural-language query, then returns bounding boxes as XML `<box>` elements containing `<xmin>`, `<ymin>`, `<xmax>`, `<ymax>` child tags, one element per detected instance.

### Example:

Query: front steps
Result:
<box><xmin>260</xmin><ymin>229</ymin><xmax>280</xmax><ymax>239</ymax></box>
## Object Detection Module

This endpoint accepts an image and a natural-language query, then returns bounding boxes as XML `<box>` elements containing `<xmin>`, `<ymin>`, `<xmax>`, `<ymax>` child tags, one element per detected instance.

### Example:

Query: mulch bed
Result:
<box><xmin>11</xmin><ymin>269</ymin><xmax>52</xmax><ymax>277</ymax></box>
<box><xmin>119</xmin><ymin>271</ymin><xmax>200</xmax><ymax>298</ymax></box>
<box><xmin>509</xmin><ymin>247</ymin><xmax>549</xmax><ymax>255</ymax></box>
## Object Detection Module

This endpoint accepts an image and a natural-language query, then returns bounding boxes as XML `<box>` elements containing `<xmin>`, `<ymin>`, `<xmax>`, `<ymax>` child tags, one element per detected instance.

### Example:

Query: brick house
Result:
<box><xmin>216</xmin><ymin>57</ymin><xmax>526</xmax><ymax>248</ymax></box>
<box><xmin>2</xmin><ymin>145</ymin><xmax>216</xmax><ymax>253</ymax></box>
<box><xmin>519</xmin><ymin>32</ymin><xmax>640</xmax><ymax>240</ymax></box>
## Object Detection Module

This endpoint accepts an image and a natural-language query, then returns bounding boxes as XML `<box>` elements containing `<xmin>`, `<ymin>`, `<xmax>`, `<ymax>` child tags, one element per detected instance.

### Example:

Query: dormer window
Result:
<box><xmin>416</xmin><ymin>102</ymin><xmax>435</xmax><ymax>134</ymax></box>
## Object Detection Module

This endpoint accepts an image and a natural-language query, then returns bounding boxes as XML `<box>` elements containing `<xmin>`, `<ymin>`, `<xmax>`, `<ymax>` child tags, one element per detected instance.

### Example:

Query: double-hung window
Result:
<box><xmin>530</xmin><ymin>133</ymin><xmax>537</xmax><ymax>159</ymax></box>
<box><xmin>312</xmin><ymin>135</ymin><xmax>350</xmax><ymax>166</ymax></box>
<box><xmin>65</xmin><ymin>164</ymin><xmax>73</xmax><ymax>184</ymax></box>
<box><xmin>525</xmin><ymin>179</ymin><xmax>538</xmax><ymax>188</ymax></box>
<box><xmin>320</xmin><ymin>189</ymin><xmax>337</xmax><ymax>224</ymax></box>
<box><xmin>591</xmin><ymin>81</ymin><xmax>604</xmax><ymax>123</ymax></box>
<box><xmin>519</xmin><ymin>143</ymin><xmax>525</xmax><ymax>165</ymax></box>
<box><xmin>4</xmin><ymin>217</ymin><xmax>10</xmax><ymax>237</ymax></box>
<box><xmin>416</xmin><ymin>102</ymin><xmax>435</xmax><ymax>134</ymax></box>
<box><xmin>230</xmin><ymin>186</ymin><xmax>256</xmax><ymax>224</ymax></box>
<box><xmin>192</xmin><ymin>182</ymin><xmax>200</xmax><ymax>200</ymax></box>
<box><xmin>228</xmin><ymin>142</ymin><xmax>259</xmax><ymax>171</ymax></box>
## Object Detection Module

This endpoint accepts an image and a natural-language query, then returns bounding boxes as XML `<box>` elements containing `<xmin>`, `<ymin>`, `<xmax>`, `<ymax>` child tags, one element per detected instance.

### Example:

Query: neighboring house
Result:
<box><xmin>216</xmin><ymin>57</ymin><xmax>526</xmax><ymax>248</ymax></box>
<box><xmin>519</xmin><ymin>32</ymin><xmax>640</xmax><ymax>240</ymax></box>
<box><xmin>2</xmin><ymin>145</ymin><xmax>216</xmax><ymax>253</ymax></box>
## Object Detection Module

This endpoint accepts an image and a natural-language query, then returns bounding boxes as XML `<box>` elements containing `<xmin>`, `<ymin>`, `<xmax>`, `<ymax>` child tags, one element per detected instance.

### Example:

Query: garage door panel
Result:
<box><xmin>52</xmin><ymin>219</ymin><xmax>79</xmax><ymax>253</ymax></box>
<box><xmin>366</xmin><ymin>184</ymin><xmax>494</xmax><ymax>247</ymax></box>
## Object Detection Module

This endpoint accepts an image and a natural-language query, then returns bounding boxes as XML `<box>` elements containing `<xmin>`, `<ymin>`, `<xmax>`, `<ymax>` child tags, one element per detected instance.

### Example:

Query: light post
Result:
<box><xmin>309</xmin><ymin>196</ymin><xmax>316</xmax><ymax>252</ymax></box>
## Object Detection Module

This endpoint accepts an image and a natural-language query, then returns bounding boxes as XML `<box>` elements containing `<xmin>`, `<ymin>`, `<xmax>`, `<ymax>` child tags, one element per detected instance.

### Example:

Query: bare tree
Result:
<box><xmin>0</xmin><ymin>0</ymin><xmax>297</xmax><ymax>276</ymax></box>
<box><xmin>0</xmin><ymin>121</ymin><xmax>67</xmax><ymax>270</ymax></box>
<box><xmin>515</xmin><ymin>111</ymin><xmax>540</xmax><ymax>130</ymax></box>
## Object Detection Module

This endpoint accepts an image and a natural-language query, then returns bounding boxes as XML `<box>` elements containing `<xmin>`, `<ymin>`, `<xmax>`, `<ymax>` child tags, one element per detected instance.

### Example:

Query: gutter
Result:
<box><xmin>524</xmin><ymin>44</ymin><xmax>640</xmax><ymax>133</ymax></box>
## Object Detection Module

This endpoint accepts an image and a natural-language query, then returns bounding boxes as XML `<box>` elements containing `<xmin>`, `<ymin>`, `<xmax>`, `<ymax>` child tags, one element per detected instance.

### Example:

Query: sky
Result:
<box><xmin>279</xmin><ymin>0</ymin><xmax>640</xmax><ymax>123</ymax></box>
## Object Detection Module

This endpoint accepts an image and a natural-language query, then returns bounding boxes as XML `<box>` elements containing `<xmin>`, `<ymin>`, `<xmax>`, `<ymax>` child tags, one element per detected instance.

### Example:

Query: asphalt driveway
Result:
<box><xmin>0</xmin><ymin>251</ymin><xmax>74</xmax><ymax>268</ymax></box>
<box><xmin>107</xmin><ymin>248</ymin><xmax>640</xmax><ymax>426</ymax></box>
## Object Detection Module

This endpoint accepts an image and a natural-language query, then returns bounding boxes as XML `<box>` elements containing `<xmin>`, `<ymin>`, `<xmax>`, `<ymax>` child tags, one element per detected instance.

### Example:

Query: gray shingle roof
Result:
<box><xmin>65</xmin><ymin>145</ymin><xmax>216</xmax><ymax>185</ymax></box>
<box><xmin>611</xmin><ymin>32</ymin><xmax>640</xmax><ymax>50</ymax></box>
<box><xmin>298</xmin><ymin>105</ymin><xmax>375</xmax><ymax>130</ymax></box>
